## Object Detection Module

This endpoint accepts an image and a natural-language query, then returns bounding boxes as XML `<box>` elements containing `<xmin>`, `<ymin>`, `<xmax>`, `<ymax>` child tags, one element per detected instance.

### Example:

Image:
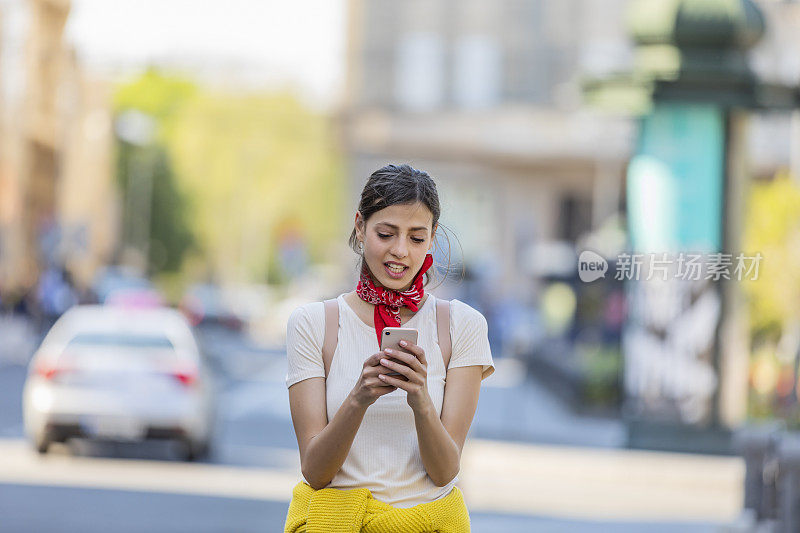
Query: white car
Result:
<box><xmin>23</xmin><ymin>305</ymin><xmax>216</xmax><ymax>460</ymax></box>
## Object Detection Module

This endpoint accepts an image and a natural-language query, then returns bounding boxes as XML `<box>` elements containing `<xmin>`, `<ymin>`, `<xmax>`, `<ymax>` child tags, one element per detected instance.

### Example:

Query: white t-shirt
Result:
<box><xmin>285</xmin><ymin>292</ymin><xmax>495</xmax><ymax>508</ymax></box>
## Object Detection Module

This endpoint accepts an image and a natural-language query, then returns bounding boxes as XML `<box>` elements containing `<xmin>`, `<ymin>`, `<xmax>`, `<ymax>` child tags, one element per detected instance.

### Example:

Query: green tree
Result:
<box><xmin>113</xmin><ymin>70</ymin><xmax>345</xmax><ymax>286</ymax></box>
<box><xmin>114</xmin><ymin>68</ymin><xmax>197</xmax><ymax>123</ymax></box>
<box><xmin>164</xmin><ymin>90</ymin><xmax>344</xmax><ymax>284</ymax></box>
<box><xmin>742</xmin><ymin>170</ymin><xmax>800</xmax><ymax>423</ymax></box>
<box><xmin>113</xmin><ymin>69</ymin><xmax>198</xmax><ymax>277</ymax></box>
<box><xmin>115</xmin><ymin>141</ymin><xmax>196</xmax><ymax>275</ymax></box>
<box><xmin>742</xmin><ymin>170</ymin><xmax>800</xmax><ymax>342</ymax></box>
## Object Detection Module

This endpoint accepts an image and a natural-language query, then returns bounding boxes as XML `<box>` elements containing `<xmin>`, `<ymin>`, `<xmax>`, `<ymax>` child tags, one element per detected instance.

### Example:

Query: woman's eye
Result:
<box><xmin>377</xmin><ymin>233</ymin><xmax>424</xmax><ymax>243</ymax></box>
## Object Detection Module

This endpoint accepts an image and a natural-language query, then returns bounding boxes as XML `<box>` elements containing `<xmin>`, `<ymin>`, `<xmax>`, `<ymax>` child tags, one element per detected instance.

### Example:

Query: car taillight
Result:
<box><xmin>34</xmin><ymin>361</ymin><xmax>73</xmax><ymax>380</ymax></box>
<box><xmin>172</xmin><ymin>371</ymin><xmax>197</xmax><ymax>387</ymax></box>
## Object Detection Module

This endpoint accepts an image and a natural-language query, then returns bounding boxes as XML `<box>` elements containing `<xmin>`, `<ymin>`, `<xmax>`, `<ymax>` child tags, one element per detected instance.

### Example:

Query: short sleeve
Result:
<box><xmin>285</xmin><ymin>303</ymin><xmax>326</xmax><ymax>388</ymax></box>
<box><xmin>448</xmin><ymin>299</ymin><xmax>495</xmax><ymax>380</ymax></box>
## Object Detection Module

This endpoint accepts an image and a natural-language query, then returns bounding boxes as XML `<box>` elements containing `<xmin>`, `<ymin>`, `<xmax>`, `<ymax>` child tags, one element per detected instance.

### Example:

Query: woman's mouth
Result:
<box><xmin>384</xmin><ymin>263</ymin><xmax>408</xmax><ymax>279</ymax></box>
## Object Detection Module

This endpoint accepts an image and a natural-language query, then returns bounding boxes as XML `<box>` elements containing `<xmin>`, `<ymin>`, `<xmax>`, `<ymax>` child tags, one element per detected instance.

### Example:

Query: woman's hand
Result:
<box><xmin>349</xmin><ymin>352</ymin><xmax>400</xmax><ymax>408</ymax></box>
<box><xmin>378</xmin><ymin>340</ymin><xmax>433</xmax><ymax>413</ymax></box>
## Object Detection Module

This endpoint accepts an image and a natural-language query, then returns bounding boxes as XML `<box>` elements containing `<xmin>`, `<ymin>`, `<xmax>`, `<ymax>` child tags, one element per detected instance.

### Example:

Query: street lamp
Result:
<box><xmin>114</xmin><ymin>110</ymin><xmax>156</xmax><ymax>274</ymax></box>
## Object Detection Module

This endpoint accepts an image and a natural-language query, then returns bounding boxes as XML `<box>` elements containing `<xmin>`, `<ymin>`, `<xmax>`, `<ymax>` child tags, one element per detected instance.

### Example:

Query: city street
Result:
<box><xmin>2</xmin><ymin>0</ymin><xmax>798</xmax><ymax>531</ymax></box>
<box><xmin>0</xmin><ymin>316</ymin><xmax>740</xmax><ymax>532</ymax></box>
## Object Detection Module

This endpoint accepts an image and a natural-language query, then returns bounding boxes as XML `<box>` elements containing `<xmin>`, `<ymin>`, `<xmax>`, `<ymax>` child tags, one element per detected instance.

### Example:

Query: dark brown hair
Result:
<box><xmin>348</xmin><ymin>164</ymin><xmax>459</xmax><ymax>288</ymax></box>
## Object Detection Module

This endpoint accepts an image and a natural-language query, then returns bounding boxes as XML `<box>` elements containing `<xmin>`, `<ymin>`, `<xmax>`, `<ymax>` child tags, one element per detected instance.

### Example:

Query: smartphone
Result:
<box><xmin>379</xmin><ymin>327</ymin><xmax>418</xmax><ymax>376</ymax></box>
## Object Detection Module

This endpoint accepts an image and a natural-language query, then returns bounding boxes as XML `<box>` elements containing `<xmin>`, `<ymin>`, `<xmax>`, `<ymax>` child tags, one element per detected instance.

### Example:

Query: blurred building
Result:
<box><xmin>58</xmin><ymin>49</ymin><xmax>118</xmax><ymax>289</ymax></box>
<box><xmin>341</xmin><ymin>0</ymin><xmax>635</xmax><ymax>301</ymax></box>
<box><xmin>341</xmin><ymin>0</ymin><xmax>800</xmax><ymax>301</ymax></box>
<box><xmin>748</xmin><ymin>0</ymin><xmax>800</xmax><ymax>178</ymax></box>
<box><xmin>0</xmin><ymin>0</ymin><xmax>117</xmax><ymax>299</ymax></box>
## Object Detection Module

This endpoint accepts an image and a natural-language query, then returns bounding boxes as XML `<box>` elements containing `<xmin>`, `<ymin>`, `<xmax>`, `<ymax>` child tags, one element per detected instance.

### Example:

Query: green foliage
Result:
<box><xmin>166</xmin><ymin>90</ymin><xmax>344</xmax><ymax>283</ymax></box>
<box><xmin>113</xmin><ymin>70</ymin><xmax>344</xmax><ymax>285</ymax></box>
<box><xmin>742</xmin><ymin>170</ymin><xmax>800</xmax><ymax>341</ymax></box>
<box><xmin>741</xmin><ymin>172</ymin><xmax>800</xmax><ymax>423</ymax></box>
<box><xmin>577</xmin><ymin>343</ymin><xmax>622</xmax><ymax>406</ymax></box>
<box><xmin>115</xmin><ymin>142</ymin><xmax>196</xmax><ymax>275</ymax></box>
<box><xmin>114</xmin><ymin>69</ymin><xmax>197</xmax><ymax>126</ymax></box>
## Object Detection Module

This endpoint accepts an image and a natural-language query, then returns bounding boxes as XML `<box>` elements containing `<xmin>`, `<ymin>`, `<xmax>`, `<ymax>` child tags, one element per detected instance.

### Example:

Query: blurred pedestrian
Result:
<box><xmin>284</xmin><ymin>164</ymin><xmax>494</xmax><ymax>532</ymax></box>
<box><xmin>35</xmin><ymin>265</ymin><xmax>78</xmax><ymax>334</ymax></box>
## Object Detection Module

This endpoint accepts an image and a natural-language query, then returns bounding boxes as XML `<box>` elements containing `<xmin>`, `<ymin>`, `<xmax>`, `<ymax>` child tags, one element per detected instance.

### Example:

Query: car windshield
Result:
<box><xmin>66</xmin><ymin>333</ymin><xmax>175</xmax><ymax>349</ymax></box>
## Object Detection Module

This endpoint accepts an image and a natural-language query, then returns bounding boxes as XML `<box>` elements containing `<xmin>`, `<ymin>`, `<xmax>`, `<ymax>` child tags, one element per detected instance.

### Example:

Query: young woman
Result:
<box><xmin>284</xmin><ymin>164</ymin><xmax>494</xmax><ymax>532</ymax></box>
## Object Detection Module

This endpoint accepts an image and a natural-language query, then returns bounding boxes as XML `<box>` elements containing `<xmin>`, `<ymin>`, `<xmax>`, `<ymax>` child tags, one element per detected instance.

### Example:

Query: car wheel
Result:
<box><xmin>34</xmin><ymin>432</ymin><xmax>52</xmax><ymax>455</ymax></box>
<box><xmin>182</xmin><ymin>439</ymin><xmax>211</xmax><ymax>462</ymax></box>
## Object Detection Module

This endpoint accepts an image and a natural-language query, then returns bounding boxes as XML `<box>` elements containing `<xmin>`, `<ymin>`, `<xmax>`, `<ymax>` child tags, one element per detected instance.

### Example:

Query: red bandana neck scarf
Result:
<box><xmin>356</xmin><ymin>253</ymin><xmax>434</xmax><ymax>347</ymax></box>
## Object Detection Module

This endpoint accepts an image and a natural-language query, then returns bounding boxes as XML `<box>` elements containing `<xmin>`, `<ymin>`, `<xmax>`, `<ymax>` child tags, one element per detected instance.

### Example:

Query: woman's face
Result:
<box><xmin>355</xmin><ymin>202</ymin><xmax>436</xmax><ymax>292</ymax></box>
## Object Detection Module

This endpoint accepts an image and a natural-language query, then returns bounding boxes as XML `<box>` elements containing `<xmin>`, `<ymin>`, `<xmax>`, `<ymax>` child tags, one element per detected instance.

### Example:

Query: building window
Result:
<box><xmin>558</xmin><ymin>194</ymin><xmax>592</xmax><ymax>243</ymax></box>
<box><xmin>452</xmin><ymin>35</ymin><xmax>500</xmax><ymax>109</ymax></box>
<box><xmin>394</xmin><ymin>32</ymin><xmax>445</xmax><ymax>111</ymax></box>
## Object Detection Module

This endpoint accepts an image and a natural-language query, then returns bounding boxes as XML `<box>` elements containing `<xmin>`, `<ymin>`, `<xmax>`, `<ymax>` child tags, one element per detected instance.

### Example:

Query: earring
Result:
<box><xmin>358</xmin><ymin>241</ymin><xmax>364</xmax><ymax>254</ymax></box>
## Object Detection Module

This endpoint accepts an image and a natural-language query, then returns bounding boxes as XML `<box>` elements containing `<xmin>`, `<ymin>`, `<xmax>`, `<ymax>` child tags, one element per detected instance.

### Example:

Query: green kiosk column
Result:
<box><xmin>625</xmin><ymin>102</ymin><xmax>731</xmax><ymax>453</ymax></box>
<box><xmin>585</xmin><ymin>0</ymin><xmax>800</xmax><ymax>454</ymax></box>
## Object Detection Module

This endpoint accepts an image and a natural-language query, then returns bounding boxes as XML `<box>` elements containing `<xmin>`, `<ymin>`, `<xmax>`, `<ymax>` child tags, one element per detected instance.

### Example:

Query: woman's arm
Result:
<box><xmin>415</xmin><ymin>366</ymin><xmax>482</xmax><ymax>486</ymax></box>
<box><xmin>378</xmin><ymin>343</ymin><xmax>483</xmax><ymax>487</ymax></box>
<box><xmin>288</xmin><ymin>352</ymin><xmax>397</xmax><ymax>490</ymax></box>
<box><xmin>289</xmin><ymin>377</ymin><xmax>367</xmax><ymax>490</ymax></box>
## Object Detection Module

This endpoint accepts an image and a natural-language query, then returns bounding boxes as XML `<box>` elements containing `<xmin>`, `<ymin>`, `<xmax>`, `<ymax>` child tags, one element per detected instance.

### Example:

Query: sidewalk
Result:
<box><xmin>460</xmin><ymin>439</ymin><xmax>743</xmax><ymax>524</ymax></box>
<box><xmin>0</xmin><ymin>436</ymin><xmax>743</xmax><ymax>526</ymax></box>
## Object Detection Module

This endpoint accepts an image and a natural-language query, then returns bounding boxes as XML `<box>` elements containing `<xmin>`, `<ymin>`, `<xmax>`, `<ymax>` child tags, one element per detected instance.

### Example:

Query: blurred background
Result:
<box><xmin>2</xmin><ymin>0</ymin><xmax>800</xmax><ymax>531</ymax></box>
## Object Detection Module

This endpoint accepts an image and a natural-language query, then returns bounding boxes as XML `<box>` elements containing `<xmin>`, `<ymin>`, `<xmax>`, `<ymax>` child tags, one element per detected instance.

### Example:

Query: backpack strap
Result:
<box><xmin>322</xmin><ymin>299</ymin><xmax>339</xmax><ymax>378</ymax></box>
<box><xmin>436</xmin><ymin>299</ymin><xmax>452</xmax><ymax>370</ymax></box>
<box><xmin>323</xmin><ymin>296</ymin><xmax>450</xmax><ymax>377</ymax></box>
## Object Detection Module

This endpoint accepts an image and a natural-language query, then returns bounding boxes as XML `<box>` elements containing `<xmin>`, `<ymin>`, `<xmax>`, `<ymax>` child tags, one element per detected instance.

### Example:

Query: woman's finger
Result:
<box><xmin>369</xmin><ymin>365</ymin><xmax>409</xmax><ymax>381</ymax></box>
<box><xmin>398</xmin><ymin>341</ymin><xmax>426</xmax><ymax>365</ymax></box>
<box><xmin>384</xmin><ymin>348</ymin><xmax>424</xmax><ymax>374</ymax></box>
<box><xmin>367</xmin><ymin>357</ymin><xmax>410</xmax><ymax>378</ymax></box>
<box><xmin>363</xmin><ymin>353</ymin><xmax>385</xmax><ymax>368</ymax></box>
<box><xmin>380</xmin><ymin>356</ymin><xmax>418</xmax><ymax>381</ymax></box>
<box><xmin>378</xmin><ymin>373</ymin><xmax>410</xmax><ymax>391</ymax></box>
<box><xmin>373</xmin><ymin>380</ymin><xmax>397</xmax><ymax>390</ymax></box>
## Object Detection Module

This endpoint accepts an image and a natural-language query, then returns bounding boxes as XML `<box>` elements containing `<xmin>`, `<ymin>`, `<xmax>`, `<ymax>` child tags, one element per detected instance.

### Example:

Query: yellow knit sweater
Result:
<box><xmin>284</xmin><ymin>481</ymin><xmax>471</xmax><ymax>532</ymax></box>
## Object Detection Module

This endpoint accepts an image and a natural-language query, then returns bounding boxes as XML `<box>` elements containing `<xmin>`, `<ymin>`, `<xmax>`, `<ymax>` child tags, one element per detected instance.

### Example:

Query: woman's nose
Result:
<box><xmin>390</xmin><ymin>240</ymin><xmax>408</xmax><ymax>258</ymax></box>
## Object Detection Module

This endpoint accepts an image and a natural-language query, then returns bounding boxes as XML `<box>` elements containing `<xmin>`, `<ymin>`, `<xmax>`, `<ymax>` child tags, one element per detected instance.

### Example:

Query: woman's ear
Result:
<box><xmin>354</xmin><ymin>211</ymin><xmax>365</xmax><ymax>240</ymax></box>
